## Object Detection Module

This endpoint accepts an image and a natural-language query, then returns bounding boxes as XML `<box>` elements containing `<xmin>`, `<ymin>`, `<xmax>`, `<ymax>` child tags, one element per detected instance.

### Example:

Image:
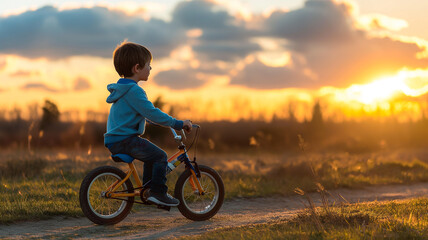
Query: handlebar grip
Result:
<box><xmin>182</xmin><ymin>123</ymin><xmax>199</xmax><ymax>132</ymax></box>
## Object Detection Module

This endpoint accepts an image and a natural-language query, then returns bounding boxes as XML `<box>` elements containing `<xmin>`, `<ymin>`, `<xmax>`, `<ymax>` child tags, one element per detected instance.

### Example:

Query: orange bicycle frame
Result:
<box><xmin>107</xmin><ymin>149</ymin><xmax>204</xmax><ymax>198</ymax></box>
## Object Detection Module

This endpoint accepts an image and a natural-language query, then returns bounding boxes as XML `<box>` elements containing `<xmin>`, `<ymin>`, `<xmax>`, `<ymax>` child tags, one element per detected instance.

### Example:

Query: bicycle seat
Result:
<box><xmin>111</xmin><ymin>154</ymin><xmax>134</xmax><ymax>163</ymax></box>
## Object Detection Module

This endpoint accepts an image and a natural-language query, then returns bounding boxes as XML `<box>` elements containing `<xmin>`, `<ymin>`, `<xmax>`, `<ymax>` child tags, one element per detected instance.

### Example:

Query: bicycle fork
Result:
<box><xmin>177</xmin><ymin>152</ymin><xmax>205</xmax><ymax>195</ymax></box>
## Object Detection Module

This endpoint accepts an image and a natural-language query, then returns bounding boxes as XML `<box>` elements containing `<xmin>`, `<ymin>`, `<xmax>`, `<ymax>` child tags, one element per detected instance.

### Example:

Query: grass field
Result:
<box><xmin>1</xmin><ymin>147</ymin><xmax>428</xmax><ymax>224</ymax></box>
<box><xmin>182</xmin><ymin>197</ymin><xmax>428</xmax><ymax>240</ymax></box>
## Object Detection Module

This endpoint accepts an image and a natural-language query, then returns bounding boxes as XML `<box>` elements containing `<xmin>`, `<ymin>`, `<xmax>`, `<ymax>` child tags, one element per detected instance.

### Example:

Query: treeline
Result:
<box><xmin>2</xmin><ymin>100</ymin><xmax>428</xmax><ymax>153</ymax></box>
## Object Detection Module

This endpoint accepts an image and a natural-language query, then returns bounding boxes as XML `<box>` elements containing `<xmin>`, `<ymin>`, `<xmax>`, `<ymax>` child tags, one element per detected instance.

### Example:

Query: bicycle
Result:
<box><xmin>79</xmin><ymin>124</ymin><xmax>225</xmax><ymax>225</ymax></box>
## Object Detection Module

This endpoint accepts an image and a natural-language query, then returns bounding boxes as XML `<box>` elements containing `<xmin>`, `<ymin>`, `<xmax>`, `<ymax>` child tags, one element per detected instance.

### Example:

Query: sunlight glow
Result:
<box><xmin>345</xmin><ymin>76</ymin><xmax>405</xmax><ymax>104</ymax></box>
<box><xmin>401</xmin><ymin>70</ymin><xmax>428</xmax><ymax>96</ymax></box>
<box><xmin>335</xmin><ymin>70</ymin><xmax>428</xmax><ymax>105</ymax></box>
<box><xmin>59</xmin><ymin>2</ymin><xmax>150</xmax><ymax>17</ymax></box>
<box><xmin>357</xmin><ymin>14</ymin><xmax>408</xmax><ymax>31</ymax></box>
<box><xmin>257</xmin><ymin>52</ymin><xmax>291</xmax><ymax>67</ymax></box>
<box><xmin>186</xmin><ymin>29</ymin><xmax>203</xmax><ymax>38</ymax></box>
<box><xmin>214</xmin><ymin>0</ymin><xmax>253</xmax><ymax>21</ymax></box>
<box><xmin>170</xmin><ymin>45</ymin><xmax>194</xmax><ymax>61</ymax></box>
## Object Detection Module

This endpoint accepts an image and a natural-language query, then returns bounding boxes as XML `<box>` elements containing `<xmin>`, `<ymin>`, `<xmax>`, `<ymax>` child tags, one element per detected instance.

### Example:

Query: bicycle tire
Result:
<box><xmin>79</xmin><ymin>166</ymin><xmax>134</xmax><ymax>225</ymax></box>
<box><xmin>174</xmin><ymin>165</ymin><xmax>224</xmax><ymax>221</ymax></box>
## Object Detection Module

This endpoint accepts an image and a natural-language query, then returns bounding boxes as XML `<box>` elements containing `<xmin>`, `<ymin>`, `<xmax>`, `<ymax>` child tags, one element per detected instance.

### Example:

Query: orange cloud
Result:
<box><xmin>73</xmin><ymin>77</ymin><xmax>91</xmax><ymax>91</ymax></box>
<box><xmin>231</xmin><ymin>0</ymin><xmax>428</xmax><ymax>89</ymax></box>
<box><xmin>20</xmin><ymin>82</ymin><xmax>61</xmax><ymax>92</ymax></box>
<box><xmin>0</xmin><ymin>57</ymin><xmax>6</xmax><ymax>71</ymax></box>
<box><xmin>9</xmin><ymin>70</ymin><xmax>40</xmax><ymax>77</ymax></box>
<box><xmin>358</xmin><ymin>14</ymin><xmax>408</xmax><ymax>31</ymax></box>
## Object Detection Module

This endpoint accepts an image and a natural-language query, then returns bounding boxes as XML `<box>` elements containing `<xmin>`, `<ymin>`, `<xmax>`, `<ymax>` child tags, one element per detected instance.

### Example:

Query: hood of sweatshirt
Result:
<box><xmin>106</xmin><ymin>79</ymin><xmax>137</xmax><ymax>103</ymax></box>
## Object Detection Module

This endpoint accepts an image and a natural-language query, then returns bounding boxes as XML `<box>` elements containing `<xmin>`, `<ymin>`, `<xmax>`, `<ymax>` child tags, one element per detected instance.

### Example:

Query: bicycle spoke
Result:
<box><xmin>88</xmin><ymin>173</ymin><xmax>128</xmax><ymax>217</ymax></box>
<box><xmin>181</xmin><ymin>171</ymin><xmax>219</xmax><ymax>214</ymax></box>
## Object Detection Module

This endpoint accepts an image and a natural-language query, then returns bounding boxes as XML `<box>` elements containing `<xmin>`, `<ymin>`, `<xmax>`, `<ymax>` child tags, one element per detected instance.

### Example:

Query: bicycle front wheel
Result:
<box><xmin>174</xmin><ymin>165</ymin><xmax>224</xmax><ymax>221</ymax></box>
<box><xmin>79</xmin><ymin>166</ymin><xmax>134</xmax><ymax>225</ymax></box>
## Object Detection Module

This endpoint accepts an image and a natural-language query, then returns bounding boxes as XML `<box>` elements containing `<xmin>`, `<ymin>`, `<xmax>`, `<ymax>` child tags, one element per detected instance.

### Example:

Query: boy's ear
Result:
<box><xmin>132</xmin><ymin>64</ymin><xmax>140</xmax><ymax>73</ymax></box>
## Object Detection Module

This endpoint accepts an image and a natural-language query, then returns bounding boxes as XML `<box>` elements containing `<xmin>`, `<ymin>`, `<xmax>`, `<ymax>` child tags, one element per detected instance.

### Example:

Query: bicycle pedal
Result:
<box><xmin>157</xmin><ymin>205</ymin><xmax>171</xmax><ymax>211</ymax></box>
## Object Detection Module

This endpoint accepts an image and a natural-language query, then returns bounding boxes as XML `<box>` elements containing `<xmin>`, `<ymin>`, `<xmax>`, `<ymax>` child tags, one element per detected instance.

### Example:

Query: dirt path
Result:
<box><xmin>1</xmin><ymin>182</ymin><xmax>427</xmax><ymax>240</ymax></box>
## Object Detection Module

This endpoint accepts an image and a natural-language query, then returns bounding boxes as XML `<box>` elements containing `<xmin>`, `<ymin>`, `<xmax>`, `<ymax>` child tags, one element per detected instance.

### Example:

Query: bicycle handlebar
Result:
<box><xmin>170</xmin><ymin>124</ymin><xmax>200</xmax><ymax>143</ymax></box>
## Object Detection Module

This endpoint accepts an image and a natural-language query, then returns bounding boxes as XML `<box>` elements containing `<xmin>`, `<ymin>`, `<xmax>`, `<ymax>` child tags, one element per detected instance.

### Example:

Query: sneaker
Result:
<box><xmin>147</xmin><ymin>191</ymin><xmax>180</xmax><ymax>207</ymax></box>
<box><xmin>141</xmin><ymin>188</ymin><xmax>151</xmax><ymax>202</ymax></box>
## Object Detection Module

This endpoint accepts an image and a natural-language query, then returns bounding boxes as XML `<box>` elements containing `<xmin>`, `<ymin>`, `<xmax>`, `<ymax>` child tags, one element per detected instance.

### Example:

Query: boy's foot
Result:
<box><xmin>141</xmin><ymin>188</ymin><xmax>151</xmax><ymax>202</ymax></box>
<box><xmin>147</xmin><ymin>191</ymin><xmax>180</xmax><ymax>207</ymax></box>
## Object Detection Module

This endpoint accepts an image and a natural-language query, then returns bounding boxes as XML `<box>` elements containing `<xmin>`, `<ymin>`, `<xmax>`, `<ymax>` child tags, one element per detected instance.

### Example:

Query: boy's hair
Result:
<box><xmin>113</xmin><ymin>41</ymin><xmax>152</xmax><ymax>77</ymax></box>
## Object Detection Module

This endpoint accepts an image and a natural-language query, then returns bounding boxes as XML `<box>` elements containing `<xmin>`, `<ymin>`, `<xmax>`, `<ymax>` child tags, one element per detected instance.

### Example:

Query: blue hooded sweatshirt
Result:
<box><xmin>104</xmin><ymin>78</ymin><xmax>183</xmax><ymax>146</ymax></box>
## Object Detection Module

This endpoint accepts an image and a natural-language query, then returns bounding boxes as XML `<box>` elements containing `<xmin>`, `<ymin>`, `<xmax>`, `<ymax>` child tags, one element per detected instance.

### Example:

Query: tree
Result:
<box><xmin>40</xmin><ymin>100</ymin><xmax>60</xmax><ymax>130</ymax></box>
<box><xmin>311</xmin><ymin>101</ymin><xmax>323</xmax><ymax>126</ymax></box>
<box><xmin>288</xmin><ymin>101</ymin><xmax>297</xmax><ymax>122</ymax></box>
<box><xmin>152</xmin><ymin>96</ymin><xmax>165</xmax><ymax>110</ymax></box>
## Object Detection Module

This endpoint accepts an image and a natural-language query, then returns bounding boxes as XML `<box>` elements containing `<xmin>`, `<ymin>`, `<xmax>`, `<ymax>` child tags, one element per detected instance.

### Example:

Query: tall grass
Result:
<box><xmin>0</xmin><ymin>157</ymin><xmax>47</xmax><ymax>178</ymax></box>
<box><xmin>182</xmin><ymin>197</ymin><xmax>428</xmax><ymax>240</ymax></box>
<box><xmin>1</xmin><ymin>148</ymin><xmax>428</xmax><ymax>223</ymax></box>
<box><xmin>0</xmin><ymin>150</ymin><xmax>108</xmax><ymax>223</ymax></box>
<box><xmin>221</xmin><ymin>157</ymin><xmax>428</xmax><ymax>199</ymax></box>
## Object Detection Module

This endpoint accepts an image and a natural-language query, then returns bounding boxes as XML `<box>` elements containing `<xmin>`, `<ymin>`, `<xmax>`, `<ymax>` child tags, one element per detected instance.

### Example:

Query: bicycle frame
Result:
<box><xmin>106</xmin><ymin>128</ymin><xmax>204</xmax><ymax>199</ymax></box>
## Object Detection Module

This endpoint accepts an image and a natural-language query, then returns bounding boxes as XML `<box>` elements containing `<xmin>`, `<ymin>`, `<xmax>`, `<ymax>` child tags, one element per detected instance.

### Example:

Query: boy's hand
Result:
<box><xmin>183</xmin><ymin>120</ymin><xmax>192</xmax><ymax>133</ymax></box>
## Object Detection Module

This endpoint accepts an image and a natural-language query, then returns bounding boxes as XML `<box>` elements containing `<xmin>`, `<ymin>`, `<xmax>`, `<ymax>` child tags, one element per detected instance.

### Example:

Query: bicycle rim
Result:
<box><xmin>181</xmin><ymin>171</ymin><xmax>219</xmax><ymax>214</ymax></box>
<box><xmin>87</xmin><ymin>172</ymin><xmax>129</xmax><ymax>219</ymax></box>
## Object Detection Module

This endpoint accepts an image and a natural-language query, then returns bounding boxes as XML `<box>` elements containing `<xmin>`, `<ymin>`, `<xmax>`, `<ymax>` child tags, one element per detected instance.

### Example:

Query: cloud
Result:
<box><xmin>73</xmin><ymin>77</ymin><xmax>91</xmax><ymax>91</ymax></box>
<box><xmin>20</xmin><ymin>78</ymin><xmax>91</xmax><ymax>92</ymax></box>
<box><xmin>231</xmin><ymin>0</ymin><xmax>428</xmax><ymax>89</ymax></box>
<box><xmin>2</xmin><ymin>0</ymin><xmax>428</xmax><ymax>91</ymax></box>
<box><xmin>265</xmin><ymin>0</ymin><xmax>356</xmax><ymax>44</ymax></box>
<box><xmin>231</xmin><ymin>59</ymin><xmax>312</xmax><ymax>89</ymax></box>
<box><xmin>0</xmin><ymin>57</ymin><xmax>6</xmax><ymax>71</ymax></box>
<box><xmin>172</xmin><ymin>0</ymin><xmax>232</xmax><ymax>30</ymax></box>
<box><xmin>303</xmin><ymin>36</ymin><xmax>428</xmax><ymax>87</ymax></box>
<box><xmin>9</xmin><ymin>70</ymin><xmax>40</xmax><ymax>77</ymax></box>
<box><xmin>172</xmin><ymin>0</ymin><xmax>261</xmax><ymax>61</ymax></box>
<box><xmin>154</xmin><ymin>69</ymin><xmax>206</xmax><ymax>89</ymax></box>
<box><xmin>358</xmin><ymin>14</ymin><xmax>408</xmax><ymax>31</ymax></box>
<box><xmin>193</xmin><ymin>41</ymin><xmax>260</xmax><ymax>61</ymax></box>
<box><xmin>2</xmin><ymin>1</ymin><xmax>259</xmax><ymax>61</ymax></box>
<box><xmin>0</xmin><ymin>6</ymin><xmax>186</xmax><ymax>59</ymax></box>
<box><xmin>20</xmin><ymin>82</ymin><xmax>60</xmax><ymax>92</ymax></box>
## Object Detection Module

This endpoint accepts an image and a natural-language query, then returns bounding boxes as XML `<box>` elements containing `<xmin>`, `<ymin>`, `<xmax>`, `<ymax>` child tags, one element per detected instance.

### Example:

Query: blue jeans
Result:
<box><xmin>107</xmin><ymin>136</ymin><xmax>168</xmax><ymax>194</ymax></box>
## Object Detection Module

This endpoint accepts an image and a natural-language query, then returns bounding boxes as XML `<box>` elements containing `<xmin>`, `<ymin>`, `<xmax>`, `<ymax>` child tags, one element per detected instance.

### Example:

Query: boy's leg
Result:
<box><xmin>108</xmin><ymin>136</ymin><xmax>168</xmax><ymax>193</ymax></box>
<box><xmin>142</xmin><ymin>162</ymin><xmax>153</xmax><ymax>187</ymax></box>
<box><xmin>108</xmin><ymin>136</ymin><xmax>179</xmax><ymax>206</ymax></box>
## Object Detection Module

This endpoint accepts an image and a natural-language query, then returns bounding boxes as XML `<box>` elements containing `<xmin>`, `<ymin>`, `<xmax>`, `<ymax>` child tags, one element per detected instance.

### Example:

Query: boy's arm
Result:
<box><xmin>126</xmin><ymin>86</ymin><xmax>183</xmax><ymax>130</ymax></box>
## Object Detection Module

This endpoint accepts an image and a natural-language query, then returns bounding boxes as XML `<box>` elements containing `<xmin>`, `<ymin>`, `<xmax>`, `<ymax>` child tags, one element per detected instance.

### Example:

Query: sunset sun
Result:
<box><xmin>345</xmin><ymin>75</ymin><xmax>406</xmax><ymax>105</ymax></box>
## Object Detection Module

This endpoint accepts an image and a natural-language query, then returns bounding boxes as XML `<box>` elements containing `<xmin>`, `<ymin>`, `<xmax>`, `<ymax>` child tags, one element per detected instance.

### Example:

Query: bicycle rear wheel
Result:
<box><xmin>79</xmin><ymin>166</ymin><xmax>134</xmax><ymax>225</ymax></box>
<box><xmin>174</xmin><ymin>165</ymin><xmax>224</xmax><ymax>221</ymax></box>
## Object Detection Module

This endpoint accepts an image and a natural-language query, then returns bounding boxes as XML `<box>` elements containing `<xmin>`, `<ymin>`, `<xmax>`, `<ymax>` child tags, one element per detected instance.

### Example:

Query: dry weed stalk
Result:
<box><xmin>294</xmin><ymin>187</ymin><xmax>325</xmax><ymax>232</ymax></box>
<box><xmin>296</xmin><ymin>134</ymin><xmax>324</xmax><ymax>231</ymax></box>
<box><xmin>27</xmin><ymin>121</ymin><xmax>35</xmax><ymax>153</ymax></box>
<box><xmin>297</xmin><ymin>134</ymin><xmax>318</xmax><ymax>181</ymax></box>
<box><xmin>294</xmin><ymin>134</ymin><xmax>354</xmax><ymax>232</ymax></box>
<box><xmin>316</xmin><ymin>182</ymin><xmax>331</xmax><ymax>216</ymax></box>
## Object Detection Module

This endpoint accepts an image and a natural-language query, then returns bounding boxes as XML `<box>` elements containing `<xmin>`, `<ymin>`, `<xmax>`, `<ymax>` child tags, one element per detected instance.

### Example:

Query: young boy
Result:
<box><xmin>104</xmin><ymin>41</ymin><xmax>192</xmax><ymax>207</ymax></box>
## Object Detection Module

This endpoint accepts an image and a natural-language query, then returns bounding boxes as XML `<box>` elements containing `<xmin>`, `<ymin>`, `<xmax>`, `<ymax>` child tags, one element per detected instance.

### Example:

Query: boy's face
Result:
<box><xmin>134</xmin><ymin>62</ymin><xmax>151</xmax><ymax>81</ymax></box>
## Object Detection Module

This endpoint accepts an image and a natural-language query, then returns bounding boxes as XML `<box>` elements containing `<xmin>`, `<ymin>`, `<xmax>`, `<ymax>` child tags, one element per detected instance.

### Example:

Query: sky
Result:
<box><xmin>1</xmin><ymin>0</ymin><xmax>428</xmax><ymax>122</ymax></box>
